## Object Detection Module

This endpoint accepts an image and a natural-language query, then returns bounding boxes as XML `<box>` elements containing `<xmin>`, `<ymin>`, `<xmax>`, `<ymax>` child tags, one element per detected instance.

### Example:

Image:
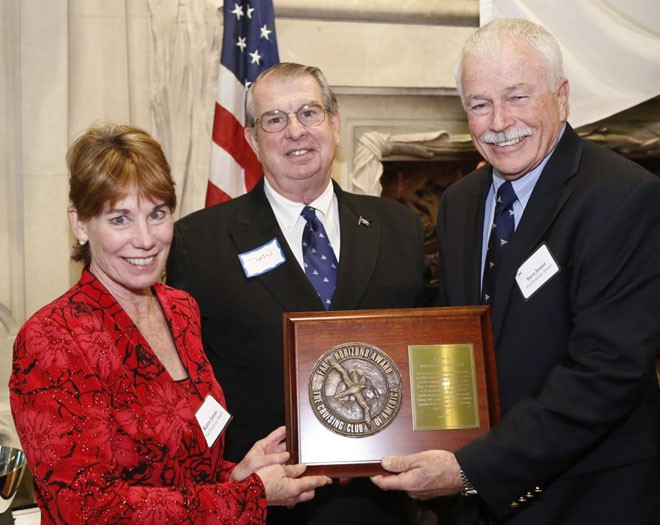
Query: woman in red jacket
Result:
<box><xmin>10</xmin><ymin>124</ymin><xmax>329</xmax><ymax>524</ymax></box>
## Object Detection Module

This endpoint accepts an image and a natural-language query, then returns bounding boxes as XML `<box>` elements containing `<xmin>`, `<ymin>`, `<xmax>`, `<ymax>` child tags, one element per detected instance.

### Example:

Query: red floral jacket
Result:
<box><xmin>10</xmin><ymin>269</ymin><xmax>267</xmax><ymax>524</ymax></box>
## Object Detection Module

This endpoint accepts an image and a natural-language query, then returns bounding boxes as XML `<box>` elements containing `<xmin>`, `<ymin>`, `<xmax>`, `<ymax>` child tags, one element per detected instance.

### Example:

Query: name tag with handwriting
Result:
<box><xmin>238</xmin><ymin>238</ymin><xmax>286</xmax><ymax>278</ymax></box>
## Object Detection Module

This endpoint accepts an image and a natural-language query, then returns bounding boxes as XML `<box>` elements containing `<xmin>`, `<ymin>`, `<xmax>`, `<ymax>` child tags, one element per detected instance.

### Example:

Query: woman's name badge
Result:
<box><xmin>238</xmin><ymin>238</ymin><xmax>286</xmax><ymax>278</ymax></box>
<box><xmin>195</xmin><ymin>395</ymin><xmax>232</xmax><ymax>448</ymax></box>
<box><xmin>515</xmin><ymin>244</ymin><xmax>560</xmax><ymax>300</ymax></box>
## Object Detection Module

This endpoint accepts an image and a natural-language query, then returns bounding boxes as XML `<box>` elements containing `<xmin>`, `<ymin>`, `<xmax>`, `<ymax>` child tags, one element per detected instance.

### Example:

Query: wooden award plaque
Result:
<box><xmin>283</xmin><ymin>306</ymin><xmax>499</xmax><ymax>477</ymax></box>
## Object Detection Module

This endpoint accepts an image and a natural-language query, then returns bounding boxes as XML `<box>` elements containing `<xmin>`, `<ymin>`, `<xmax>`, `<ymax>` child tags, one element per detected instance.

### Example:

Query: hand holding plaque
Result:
<box><xmin>283</xmin><ymin>306</ymin><xmax>499</xmax><ymax>477</ymax></box>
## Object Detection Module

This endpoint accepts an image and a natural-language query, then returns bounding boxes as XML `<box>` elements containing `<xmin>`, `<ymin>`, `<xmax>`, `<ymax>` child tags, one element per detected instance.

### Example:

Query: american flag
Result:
<box><xmin>206</xmin><ymin>0</ymin><xmax>280</xmax><ymax>207</ymax></box>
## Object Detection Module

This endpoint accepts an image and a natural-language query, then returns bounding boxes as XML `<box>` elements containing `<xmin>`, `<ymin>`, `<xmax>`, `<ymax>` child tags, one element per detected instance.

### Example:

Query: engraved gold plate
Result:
<box><xmin>408</xmin><ymin>344</ymin><xmax>479</xmax><ymax>431</ymax></box>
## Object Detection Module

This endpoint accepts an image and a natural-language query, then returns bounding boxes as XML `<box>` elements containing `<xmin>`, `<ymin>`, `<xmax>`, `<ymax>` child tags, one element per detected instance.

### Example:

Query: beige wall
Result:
<box><xmin>0</xmin><ymin>0</ymin><xmax>477</xmax><ymax>436</ymax></box>
<box><xmin>1</xmin><ymin>1</ymin><xmax>71</xmax><ymax>443</ymax></box>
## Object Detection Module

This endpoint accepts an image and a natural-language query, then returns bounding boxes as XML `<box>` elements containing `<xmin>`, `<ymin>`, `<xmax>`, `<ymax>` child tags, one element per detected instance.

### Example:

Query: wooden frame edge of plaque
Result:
<box><xmin>283</xmin><ymin>306</ymin><xmax>499</xmax><ymax>477</ymax></box>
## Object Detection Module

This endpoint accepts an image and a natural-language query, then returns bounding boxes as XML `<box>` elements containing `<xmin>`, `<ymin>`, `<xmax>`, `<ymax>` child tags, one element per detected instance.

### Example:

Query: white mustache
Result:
<box><xmin>481</xmin><ymin>127</ymin><xmax>533</xmax><ymax>145</ymax></box>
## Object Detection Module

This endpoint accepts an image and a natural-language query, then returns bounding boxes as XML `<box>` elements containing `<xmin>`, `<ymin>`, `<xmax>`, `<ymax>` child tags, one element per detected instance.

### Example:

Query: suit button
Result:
<box><xmin>534</xmin><ymin>486</ymin><xmax>543</xmax><ymax>494</ymax></box>
<box><xmin>510</xmin><ymin>501</ymin><xmax>520</xmax><ymax>508</ymax></box>
<box><xmin>525</xmin><ymin>492</ymin><xmax>535</xmax><ymax>499</ymax></box>
<box><xmin>518</xmin><ymin>496</ymin><xmax>527</xmax><ymax>504</ymax></box>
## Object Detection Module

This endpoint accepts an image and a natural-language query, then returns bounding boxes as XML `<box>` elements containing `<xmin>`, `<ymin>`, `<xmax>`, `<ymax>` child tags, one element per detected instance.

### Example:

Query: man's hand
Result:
<box><xmin>370</xmin><ymin>450</ymin><xmax>464</xmax><ymax>500</ymax></box>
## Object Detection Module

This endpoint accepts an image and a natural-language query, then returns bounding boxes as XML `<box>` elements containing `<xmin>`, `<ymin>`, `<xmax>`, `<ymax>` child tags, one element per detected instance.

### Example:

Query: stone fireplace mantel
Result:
<box><xmin>335</xmin><ymin>92</ymin><xmax>660</xmax><ymax>198</ymax></box>
<box><xmin>331</xmin><ymin>91</ymin><xmax>660</xmax><ymax>284</ymax></box>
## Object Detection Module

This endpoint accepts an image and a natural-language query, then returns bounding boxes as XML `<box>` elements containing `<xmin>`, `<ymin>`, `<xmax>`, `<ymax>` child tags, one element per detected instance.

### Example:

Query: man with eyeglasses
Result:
<box><xmin>167</xmin><ymin>63</ymin><xmax>435</xmax><ymax>524</ymax></box>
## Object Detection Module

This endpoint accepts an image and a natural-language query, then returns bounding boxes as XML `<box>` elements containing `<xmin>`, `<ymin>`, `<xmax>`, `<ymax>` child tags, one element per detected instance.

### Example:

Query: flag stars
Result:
<box><xmin>236</xmin><ymin>36</ymin><xmax>247</xmax><ymax>52</ymax></box>
<box><xmin>231</xmin><ymin>3</ymin><xmax>244</xmax><ymax>20</ymax></box>
<box><xmin>260</xmin><ymin>24</ymin><xmax>273</xmax><ymax>40</ymax></box>
<box><xmin>246</xmin><ymin>4</ymin><xmax>255</xmax><ymax>18</ymax></box>
<box><xmin>249</xmin><ymin>49</ymin><xmax>262</xmax><ymax>65</ymax></box>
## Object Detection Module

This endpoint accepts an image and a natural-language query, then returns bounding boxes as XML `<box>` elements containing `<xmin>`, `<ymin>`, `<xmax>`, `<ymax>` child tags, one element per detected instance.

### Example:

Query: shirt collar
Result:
<box><xmin>491</xmin><ymin>123</ymin><xmax>566</xmax><ymax>203</ymax></box>
<box><xmin>264</xmin><ymin>178</ymin><xmax>335</xmax><ymax>232</ymax></box>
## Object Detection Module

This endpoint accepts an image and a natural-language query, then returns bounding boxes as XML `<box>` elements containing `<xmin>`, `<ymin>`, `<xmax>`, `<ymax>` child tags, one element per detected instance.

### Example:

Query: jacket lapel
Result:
<box><xmin>466</xmin><ymin>170</ymin><xmax>493</xmax><ymax>305</ymax></box>
<box><xmin>152</xmin><ymin>284</ymin><xmax>203</xmax><ymax>400</ymax></box>
<box><xmin>491</xmin><ymin>126</ymin><xmax>582</xmax><ymax>340</ymax></box>
<box><xmin>228</xmin><ymin>181</ymin><xmax>323</xmax><ymax>311</ymax></box>
<box><xmin>331</xmin><ymin>184</ymin><xmax>380</xmax><ymax>309</ymax></box>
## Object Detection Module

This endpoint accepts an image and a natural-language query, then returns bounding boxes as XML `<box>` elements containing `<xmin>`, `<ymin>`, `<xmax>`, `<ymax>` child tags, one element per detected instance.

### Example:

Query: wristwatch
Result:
<box><xmin>460</xmin><ymin>468</ymin><xmax>478</xmax><ymax>496</ymax></box>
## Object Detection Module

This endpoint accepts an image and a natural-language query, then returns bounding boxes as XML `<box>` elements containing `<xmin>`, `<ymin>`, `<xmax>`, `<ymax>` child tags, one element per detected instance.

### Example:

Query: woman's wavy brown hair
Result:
<box><xmin>66</xmin><ymin>124</ymin><xmax>176</xmax><ymax>266</ymax></box>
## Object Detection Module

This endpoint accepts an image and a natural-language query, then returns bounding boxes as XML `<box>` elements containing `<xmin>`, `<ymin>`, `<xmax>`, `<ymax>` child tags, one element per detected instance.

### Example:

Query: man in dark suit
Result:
<box><xmin>372</xmin><ymin>18</ymin><xmax>660</xmax><ymax>524</ymax></box>
<box><xmin>167</xmin><ymin>63</ymin><xmax>433</xmax><ymax>524</ymax></box>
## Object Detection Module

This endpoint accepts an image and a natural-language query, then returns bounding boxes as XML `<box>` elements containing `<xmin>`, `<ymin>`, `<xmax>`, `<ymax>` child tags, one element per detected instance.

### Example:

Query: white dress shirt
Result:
<box><xmin>264</xmin><ymin>178</ymin><xmax>341</xmax><ymax>271</ymax></box>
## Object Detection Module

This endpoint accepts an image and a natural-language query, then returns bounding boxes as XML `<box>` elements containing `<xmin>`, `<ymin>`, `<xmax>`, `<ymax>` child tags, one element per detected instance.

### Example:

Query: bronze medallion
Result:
<box><xmin>309</xmin><ymin>342</ymin><xmax>403</xmax><ymax>437</ymax></box>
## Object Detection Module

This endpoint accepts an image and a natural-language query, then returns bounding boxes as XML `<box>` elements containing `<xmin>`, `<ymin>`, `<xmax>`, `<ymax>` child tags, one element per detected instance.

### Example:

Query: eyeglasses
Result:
<box><xmin>256</xmin><ymin>104</ymin><xmax>328</xmax><ymax>133</ymax></box>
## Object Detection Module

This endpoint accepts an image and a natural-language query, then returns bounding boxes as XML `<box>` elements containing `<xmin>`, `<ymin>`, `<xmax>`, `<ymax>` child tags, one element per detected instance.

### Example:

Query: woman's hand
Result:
<box><xmin>230</xmin><ymin>426</ymin><xmax>289</xmax><ymax>482</ymax></box>
<box><xmin>257</xmin><ymin>463</ymin><xmax>332</xmax><ymax>507</ymax></box>
<box><xmin>230</xmin><ymin>425</ymin><xmax>331</xmax><ymax>507</ymax></box>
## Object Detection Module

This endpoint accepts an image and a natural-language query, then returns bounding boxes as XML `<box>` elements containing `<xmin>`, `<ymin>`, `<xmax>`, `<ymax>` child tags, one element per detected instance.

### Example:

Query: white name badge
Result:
<box><xmin>238</xmin><ymin>238</ymin><xmax>286</xmax><ymax>278</ymax></box>
<box><xmin>515</xmin><ymin>244</ymin><xmax>560</xmax><ymax>300</ymax></box>
<box><xmin>195</xmin><ymin>395</ymin><xmax>232</xmax><ymax>448</ymax></box>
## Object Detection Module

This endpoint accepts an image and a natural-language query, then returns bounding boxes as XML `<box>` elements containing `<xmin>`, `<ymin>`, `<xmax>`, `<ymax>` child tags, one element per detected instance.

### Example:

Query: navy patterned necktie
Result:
<box><xmin>301</xmin><ymin>206</ymin><xmax>339</xmax><ymax>309</ymax></box>
<box><xmin>482</xmin><ymin>181</ymin><xmax>517</xmax><ymax>304</ymax></box>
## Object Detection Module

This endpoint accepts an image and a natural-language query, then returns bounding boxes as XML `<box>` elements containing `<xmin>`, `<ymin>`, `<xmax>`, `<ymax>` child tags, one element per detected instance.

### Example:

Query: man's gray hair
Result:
<box><xmin>455</xmin><ymin>18</ymin><xmax>565</xmax><ymax>106</ymax></box>
<box><xmin>245</xmin><ymin>62</ymin><xmax>339</xmax><ymax>133</ymax></box>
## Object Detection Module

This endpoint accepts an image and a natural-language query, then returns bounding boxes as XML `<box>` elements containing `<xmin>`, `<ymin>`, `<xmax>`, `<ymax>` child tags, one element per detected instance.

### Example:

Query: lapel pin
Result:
<box><xmin>358</xmin><ymin>216</ymin><xmax>371</xmax><ymax>227</ymax></box>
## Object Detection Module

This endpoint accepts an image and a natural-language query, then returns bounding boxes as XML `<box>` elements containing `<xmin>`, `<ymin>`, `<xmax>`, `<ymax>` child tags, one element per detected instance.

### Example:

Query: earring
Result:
<box><xmin>78</xmin><ymin>239</ymin><xmax>87</xmax><ymax>246</ymax></box>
